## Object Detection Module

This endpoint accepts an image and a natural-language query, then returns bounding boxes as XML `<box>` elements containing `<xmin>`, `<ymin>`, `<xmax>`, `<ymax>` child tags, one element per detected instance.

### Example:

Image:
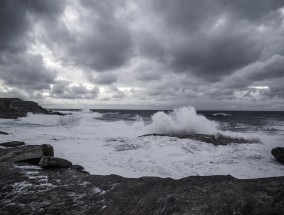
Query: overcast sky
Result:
<box><xmin>1</xmin><ymin>0</ymin><xmax>284</xmax><ymax>110</ymax></box>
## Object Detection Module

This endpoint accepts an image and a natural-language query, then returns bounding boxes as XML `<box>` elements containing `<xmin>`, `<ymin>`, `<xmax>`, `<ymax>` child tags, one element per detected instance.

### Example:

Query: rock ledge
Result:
<box><xmin>0</xmin><ymin>143</ymin><xmax>283</xmax><ymax>215</ymax></box>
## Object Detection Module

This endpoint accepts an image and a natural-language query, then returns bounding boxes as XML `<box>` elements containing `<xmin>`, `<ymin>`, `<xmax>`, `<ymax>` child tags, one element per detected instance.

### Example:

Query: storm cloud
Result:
<box><xmin>0</xmin><ymin>0</ymin><xmax>284</xmax><ymax>109</ymax></box>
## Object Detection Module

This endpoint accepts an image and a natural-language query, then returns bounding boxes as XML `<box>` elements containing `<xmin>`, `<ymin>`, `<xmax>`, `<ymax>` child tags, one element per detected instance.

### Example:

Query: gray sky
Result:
<box><xmin>1</xmin><ymin>0</ymin><xmax>284</xmax><ymax>110</ymax></box>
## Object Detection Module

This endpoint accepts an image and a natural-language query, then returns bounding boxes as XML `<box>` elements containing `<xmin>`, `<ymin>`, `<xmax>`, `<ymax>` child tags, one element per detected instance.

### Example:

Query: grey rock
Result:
<box><xmin>0</xmin><ymin>131</ymin><xmax>9</xmax><ymax>135</ymax></box>
<box><xmin>0</xmin><ymin>141</ymin><xmax>25</xmax><ymax>147</ymax></box>
<box><xmin>272</xmin><ymin>147</ymin><xmax>284</xmax><ymax>164</ymax></box>
<box><xmin>70</xmin><ymin>164</ymin><xmax>85</xmax><ymax>171</ymax></box>
<box><xmin>42</xmin><ymin>144</ymin><xmax>54</xmax><ymax>157</ymax></box>
<box><xmin>0</xmin><ymin>98</ymin><xmax>65</xmax><ymax>119</ymax></box>
<box><xmin>39</xmin><ymin>156</ymin><xmax>72</xmax><ymax>169</ymax></box>
<box><xmin>139</xmin><ymin>133</ymin><xmax>258</xmax><ymax>145</ymax></box>
<box><xmin>0</xmin><ymin>144</ymin><xmax>53</xmax><ymax>164</ymax></box>
<box><xmin>0</xmin><ymin>161</ymin><xmax>284</xmax><ymax>215</ymax></box>
<box><xmin>0</xmin><ymin>143</ymin><xmax>284</xmax><ymax>214</ymax></box>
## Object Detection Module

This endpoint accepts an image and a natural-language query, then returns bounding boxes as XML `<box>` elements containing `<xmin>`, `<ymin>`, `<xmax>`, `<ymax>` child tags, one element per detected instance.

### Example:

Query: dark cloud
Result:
<box><xmin>0</xmin><ymin>0</ymin><xmax>64</xmax><ymax>97</ymax></box>
<box><xmin>105</xmin><ymin>85</ymin><xmax>125</xmax><ymax>99</ymax></box>
<box><xmin>40</xmin><ymin>0</ymin><xmax>133</xmax><ymax>72</ymax></box>
<box><xmin>91</xmin><ymin>73</ymin><xmax>118</xmax><ymax>85</ymax></box>
<box><xmin>0</xmin><ymin>53</ymin><xmax>56</xmax><ymax>90</ymax></box>
<box><xmin>0</xmin><ymin>0</ymin><xmax>284</xmax><ymax>109</ymax></box>
<box><xmin>50</xmin><ymin>80</ymin><xmax>99</xmax><ymax>99</ymax></box>
<box><xmin>142</xmin><ymin>0</ymin><xmax>284</xmax><ymax>81</ymax></box>
<box><xmin>168</xmin><ymin>29</ymin><xmax>261</xmax><ymax>81</ymax></box>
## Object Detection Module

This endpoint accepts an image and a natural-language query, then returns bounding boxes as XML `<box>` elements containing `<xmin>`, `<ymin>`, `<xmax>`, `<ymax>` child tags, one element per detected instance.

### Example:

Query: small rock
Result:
<box><xmin>41</xmin><ymin>144</ymin><xmax>54</xmax><ymax>157</ymax></box>
<box><xmin>0</xmin><ymin>131</ymin><xmax>9</xmax><ymax>135</ymax></box>
<box><xmin>0</xmin><ymin>141</ymin><xmax>25</xmax><ymax>147</ymax></box>
<box><xmin>271</xmin><ymin>147</ymin><xmax>284</xmax><ymax>164</ymax></box>
<box><xmin>70</xmin><ymin>164</ymin><xmax>84</xmax><ymax>171</ymax></box>
<box><xmin>39</xmin><ymin>156</ymin><xmax>72</xmax><ymax>168</ymax></box>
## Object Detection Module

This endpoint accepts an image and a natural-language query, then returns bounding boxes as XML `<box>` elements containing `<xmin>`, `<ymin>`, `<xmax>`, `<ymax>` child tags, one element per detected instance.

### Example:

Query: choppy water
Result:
<box><xmin>1</xmin><ymin>107</ymin><xmax>284</xmax><ymax>179</ymax></box>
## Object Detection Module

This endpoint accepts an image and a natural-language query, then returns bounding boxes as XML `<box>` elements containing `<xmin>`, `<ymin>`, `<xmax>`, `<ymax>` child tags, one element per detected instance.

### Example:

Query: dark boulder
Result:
<box><xmin>42</xmin><ymin>144</ymin><xmax>54</xmax><ymax>156</ymax></box>
<box><xmin>39</xmin><ymin>156</ymin><xmax>72</xmax><ymax>169</ymax></box>
<box><xmin>0</xmin><ymin>131</ymin><xmax>9</xmax><ymax>135</ymax></box>
<box><xmin>272</xmin><ymin>147</ymin><xmax>284</xmax><ymax>164</ymax></box>
<box><xmin>70</xmin><ymin>164</ymin><xmax>84</xmax><ymax>171</ymax></box>
<box><xmin>0</xmin><ymin>141</ymin><xmax>25</xmax><ymax>147</ymax></box>
<box><xmin>0</xmin><ymin>98</ymin><xmax>65</xmax><ymax>119</ymax></box>
<box><xmin>0</xmin><ymin>144</ymin><xmax>54</xmax><ymax>163</ymax></box>
<box><xmin>139</xmin><ymin>133</ymin><xmax>258</xmax><ymax>145</ymax></box>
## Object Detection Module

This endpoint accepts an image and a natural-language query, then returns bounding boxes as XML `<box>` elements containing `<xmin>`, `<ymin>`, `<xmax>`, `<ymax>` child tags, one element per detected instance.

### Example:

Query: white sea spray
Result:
<box><xmin>0</xmin><ymin>107</ymin><xmax>284</xmax><ymax>179</ymax></box>
<box><xmin>146</xmin><ymin>106</ymin><xmax>218</xmax><ymax>134</ymax></box>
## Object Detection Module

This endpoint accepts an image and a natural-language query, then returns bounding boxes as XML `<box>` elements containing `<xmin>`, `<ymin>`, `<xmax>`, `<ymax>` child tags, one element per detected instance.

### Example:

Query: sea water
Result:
<box><xmin>1</xmin><ymin>106</ymin><xmax>284</xmax><ymax>179</ymax></box>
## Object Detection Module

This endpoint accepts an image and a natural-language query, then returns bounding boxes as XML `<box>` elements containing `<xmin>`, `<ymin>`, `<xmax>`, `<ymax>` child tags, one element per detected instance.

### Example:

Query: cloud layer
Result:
<box><xmin>0</xmin><ymin>0</ymin><xmax>284</xmax><ymax>109</ymax></box>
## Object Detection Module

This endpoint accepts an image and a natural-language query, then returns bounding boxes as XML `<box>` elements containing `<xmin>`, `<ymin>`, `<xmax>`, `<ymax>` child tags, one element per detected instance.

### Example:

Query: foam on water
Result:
<box><xmin>1</xmin><ymin>106</ymin><xmax>284</xmax><ymax>179</ymax></box>
<box><xmin>147</xmin><ymin>106</ymin><xmax>218</xmax><ymax>135</ymax></box>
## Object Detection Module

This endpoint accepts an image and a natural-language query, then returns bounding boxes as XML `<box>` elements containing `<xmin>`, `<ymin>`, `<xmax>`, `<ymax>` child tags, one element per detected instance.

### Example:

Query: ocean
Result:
<box><xmin>1</xmin><ymin>106</ymin><xmax>284</xmax><ymax>179</ymax></box>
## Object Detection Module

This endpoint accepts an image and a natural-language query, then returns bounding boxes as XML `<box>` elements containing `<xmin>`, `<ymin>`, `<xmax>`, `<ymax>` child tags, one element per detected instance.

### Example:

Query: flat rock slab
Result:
<box><xmin>0</xmin><ymin>161</ymin><xmax>283</xmax><ymax>215</ymax></box>
<box><xmin>39</xmin><ymin>156</ymin><xmax>72</xmax><ymax>169</ymax></box>
<box><xmin>0</xmin><ymin>141</ymin><xmax>25</xmax><ymax>147</ymax></box>
<box><xmin>0</xmin><ymin>144</ymin><xmax>54</xmax><ymax>163</ymax></box>
<box><xmin>139</xmin><ymin>133</ymin><xmax>258</xmax><ymax>145</ymax></box>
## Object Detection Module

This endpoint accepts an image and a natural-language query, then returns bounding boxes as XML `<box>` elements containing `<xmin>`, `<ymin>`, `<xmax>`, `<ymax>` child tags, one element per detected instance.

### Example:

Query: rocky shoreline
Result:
<box><xmin>139</xmin><ymin>133</ymin><xmax>258</xmax><ymax>146</ymax></box>
<box><xmin>0</xmin><ymin>142</ymin><xmax>284</xmax><ymax>214</ymax></box>
<box><xmin>0</xmin><ymin>98</ymin><xmax>64</xmax><ymax>119</ymax></box>
<box><xmin>1</xmin><ymin>98</ymin><xmax>284</xmax><ymax>214</ymax></box>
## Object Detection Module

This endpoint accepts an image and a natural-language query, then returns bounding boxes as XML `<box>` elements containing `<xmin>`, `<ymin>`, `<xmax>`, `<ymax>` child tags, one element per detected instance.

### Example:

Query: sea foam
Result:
<box><xmin>147</xmin><ymin>106</ymin><xmax>218</xmax><ymax>135</ymax></box>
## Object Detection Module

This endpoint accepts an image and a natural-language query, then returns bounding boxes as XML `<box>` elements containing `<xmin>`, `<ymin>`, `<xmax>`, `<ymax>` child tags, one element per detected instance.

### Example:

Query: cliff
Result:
<box><xmin>0</xmin><ymin>98</ymin><xmax>64</xmax><ymax>119</ymax></box>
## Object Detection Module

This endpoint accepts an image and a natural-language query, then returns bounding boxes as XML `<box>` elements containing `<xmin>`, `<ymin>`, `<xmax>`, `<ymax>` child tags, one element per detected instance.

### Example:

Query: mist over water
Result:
<box><xmin>1</xmin><ymin>106</ymin><xmax>284</xmax><ymax>179</ymax></box>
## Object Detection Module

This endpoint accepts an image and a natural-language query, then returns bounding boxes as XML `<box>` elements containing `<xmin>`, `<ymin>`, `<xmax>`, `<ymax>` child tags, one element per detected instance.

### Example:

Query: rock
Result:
<box><xmin>0</xmin><ymin>141</ymin><xmax>25</xmax><ymax>147</ymax></box>
<box><xmin>1</xmin><ymin>162</ymin><xmax>284</xmax><ymax>215</ymax></box>
<box><xmin>41</xmin><ymin>144</ymin><xmax>54</xmax><ymax>156</ymax></box>
<box><xmin>272</xmin><ymin>147</ymin><xmax>284</xmax><ymax>164</ymax></box>
<box><xmin>70</xmin><ymin>164</ymin><xmax>84</xmax><ymax>171</ymax></box>
<box><xmin>0</xmin><ymin>98</ymin><xmax>65</xmax><ymax>119</ymax></box>
<box><xmin>0</xmin><ymin>144</ymin><xmax>54</xmax><ymax>164</ymax></box>
<box><xmin>139</xmin><ymin>133</ymin><xmax>258</xmax><ymax>145</ymax></box>
<box><xmin>0</xmin><ymin>143</ymin><xmax>284</xmax><ymax>214</ymax></box>
<box><xmin>39</xmin><ymin>156</ymin><xmax>72</xmax><ymax>169</ymax></box>
<box><xmin>0</xmin><ymin>131</ymin><xmax>9</xmax><ymax>135</ymax></box>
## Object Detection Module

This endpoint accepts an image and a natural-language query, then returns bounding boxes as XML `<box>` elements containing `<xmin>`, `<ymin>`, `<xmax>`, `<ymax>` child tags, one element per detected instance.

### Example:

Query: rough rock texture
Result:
<box><xmin>139</xmin><ymin>133</ymin><xmax>258</xmax><ymax>145</ymax></box>
<box><xmin>70</xmin><ymin>164</ymin><xmax>85</xmax><ymax>171</ymax></box>
<box><xmin>272</xmin><ymin>147</ymin><xmax>284</xmax><ymax>164</ymax></box>
<box><xmin>39</xmin><ymin>156</ymin><xmax>72</xmax><ymax>169</ymax></box>
<box><xmin>0</xmin><ymin>144</ymin><xmax>283</xmax><ymax>214</ymax></box>
<box><xmin>0</xmin><ymin>144</ymin><xmax>54</xmax><ymax>163</ymax></box>
<box><xmin>0</xmin><ymin>141</ymin><xmax>25</xmax><ymax>147</ymax></box>
<box><xmin>0</xmin><ymin>98</ymin><xmax>65</xmax><ymax>119</ymax></box>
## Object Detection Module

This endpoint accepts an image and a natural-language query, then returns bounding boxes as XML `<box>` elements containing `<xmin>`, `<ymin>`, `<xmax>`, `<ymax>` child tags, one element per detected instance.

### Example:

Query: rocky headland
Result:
<box><xmin>0</xmin><ymin>98</ymin><xmax>64</xmax><ymax>119</ymax></box>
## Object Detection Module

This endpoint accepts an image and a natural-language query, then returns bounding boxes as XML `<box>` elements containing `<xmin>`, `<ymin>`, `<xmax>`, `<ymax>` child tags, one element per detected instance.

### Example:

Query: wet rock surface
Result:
<box><xmin>0</xmin><ymin>144</ymin><xmax>53</xmax><ymax>163</ymax></box>
<box><xmin>272</xmin><ymin>147</ymin><xmax>284</xmax><ymax>164</ymax></box>
<box><xmin>39</xmin><ymin>156</ymin><xmax>72</xmax><ymax>169</ymax></box>
<box><xmin>0</xmin><ymin>131</ymin><xmax>9</xmax><ymax>135</ymax></box>
<box><xmin>139</xmin><ymin>133</ymin><xmax>258</xmax><ymax>145</ymax></box>
<box><xmin>0</xmin><ymin>141</ymin><xmax>25</xmax><ymax>147</ymax></box>
<box><xmin>0</xmin><ymin>98</ymin><xmax>65</xmax><ymax>119</ymax></box>
<box><xmin>0</xmin><ymin>144</ymin><xmax>283</xmax><ymax>214</ymax></box>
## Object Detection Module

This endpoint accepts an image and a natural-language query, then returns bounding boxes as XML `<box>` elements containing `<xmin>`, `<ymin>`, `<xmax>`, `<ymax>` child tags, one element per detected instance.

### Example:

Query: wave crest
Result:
<box><xmin>147</xmin><ymin>106</ymin><xmax>218</xmax><ymax>135</ymax></box>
